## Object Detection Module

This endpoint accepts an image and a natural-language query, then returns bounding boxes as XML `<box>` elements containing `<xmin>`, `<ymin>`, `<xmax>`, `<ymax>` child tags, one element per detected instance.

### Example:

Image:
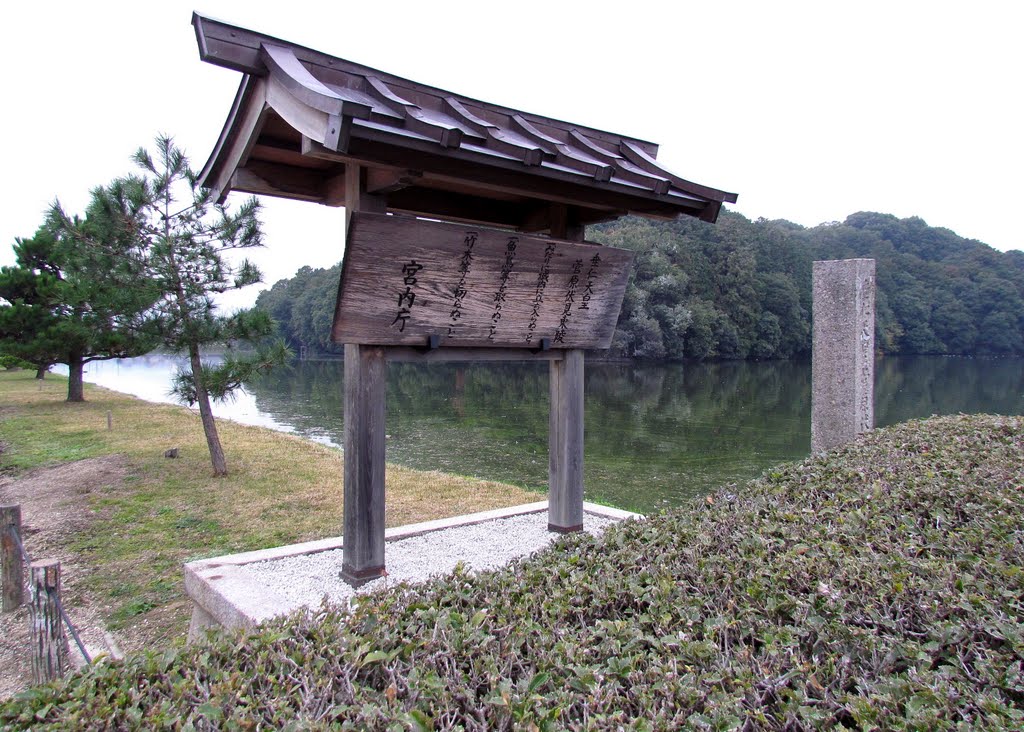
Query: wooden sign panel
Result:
<box><xmin>332</xmin><ymin>213</ymin><xmax>633</xmax><ymax>349</ymax></box>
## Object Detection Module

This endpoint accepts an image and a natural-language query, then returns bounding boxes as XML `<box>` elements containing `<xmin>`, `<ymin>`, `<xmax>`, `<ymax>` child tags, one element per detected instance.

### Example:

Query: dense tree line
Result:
<box><xmin>257</xmin><ymin>264</ymin><xmax>345</xmax><ymax>355</ymax></box>
<box><xmin>257</xmin><ymin>211</ymin><xmax>1024</xmax><ymax>360</ymax></box>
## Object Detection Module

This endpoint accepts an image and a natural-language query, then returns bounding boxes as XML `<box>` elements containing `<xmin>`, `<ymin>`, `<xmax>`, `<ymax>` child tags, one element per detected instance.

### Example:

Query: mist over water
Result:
<box><xmin>69</xmin><ymin>355</ymin><xmax>1024</xmax><ymax>513</ymax></box>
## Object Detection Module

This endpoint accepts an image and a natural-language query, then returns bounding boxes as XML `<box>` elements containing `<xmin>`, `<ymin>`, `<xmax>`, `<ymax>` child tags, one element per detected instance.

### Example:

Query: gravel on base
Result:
<box><xmin>242</xmin><ymin>511</ymin><xmax>619</xmax><ymax>608</ymax></box>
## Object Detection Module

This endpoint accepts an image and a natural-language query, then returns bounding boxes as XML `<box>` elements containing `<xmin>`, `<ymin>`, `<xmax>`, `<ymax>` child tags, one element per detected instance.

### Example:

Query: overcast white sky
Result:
<box><xmin>3</xmin><ymin>1</ymin><xmax>1021</xmax><ymax>310</ymax></box>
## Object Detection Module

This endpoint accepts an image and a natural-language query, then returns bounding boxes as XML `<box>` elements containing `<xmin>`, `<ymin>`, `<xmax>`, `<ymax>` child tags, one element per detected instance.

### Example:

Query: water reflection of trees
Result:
<box><xmin>875</xmin><ymin>356</ymin><xmax>1024</xmax><ymax>426</ymax></box>
<box><xmin>245</xmin><ymin>358</ymin><xmax>816</xmax><ymax>512</ymax></box>
<box><xmin>244</xmin><ymin>356</ymin><xmax>1024</xmax><ymax>512</ymax></box>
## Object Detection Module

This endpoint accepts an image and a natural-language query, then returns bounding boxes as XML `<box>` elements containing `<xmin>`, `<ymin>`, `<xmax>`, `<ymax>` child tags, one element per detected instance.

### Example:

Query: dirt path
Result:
<box><xmin>0</xmin><ymin>455</ymin><xmax>131</xmax><ymax>700</ymax></box>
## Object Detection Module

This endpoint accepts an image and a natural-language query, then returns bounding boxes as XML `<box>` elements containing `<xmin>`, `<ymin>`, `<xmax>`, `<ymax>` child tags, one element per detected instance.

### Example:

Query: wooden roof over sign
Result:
<box><xmin>192</xmin><ymin>14</ymin><xmax>738</xmax><ymax>232</ymax></box>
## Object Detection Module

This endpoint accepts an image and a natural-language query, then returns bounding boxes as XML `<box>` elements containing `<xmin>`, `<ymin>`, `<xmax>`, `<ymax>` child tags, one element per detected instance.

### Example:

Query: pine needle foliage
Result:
<box><xmin>117</xmin><ymin>135</ymin><xmax>289</xmax><ymax>475</ymax></box>
<box><xmin>0</xmin><ymin>195</ymin><xmax>159</xmax><ymax>401</ymax></box>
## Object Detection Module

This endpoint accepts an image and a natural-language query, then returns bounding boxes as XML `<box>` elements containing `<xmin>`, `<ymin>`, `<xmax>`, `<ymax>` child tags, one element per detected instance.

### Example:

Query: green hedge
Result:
<box><xmin>3</xmin><ymin>414</ymin><xmax>1023</xmax><ymax>730</ymax></box>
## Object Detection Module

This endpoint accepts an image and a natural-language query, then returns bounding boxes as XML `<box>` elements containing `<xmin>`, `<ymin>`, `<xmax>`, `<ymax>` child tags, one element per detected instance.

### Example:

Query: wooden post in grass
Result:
<box><xmin>1</xmin><ymin>504</ymin><xmax>23</xmax><ymax>611</ymax></box>
<box><xmin>30</xmin><ymin>559</ymin><xmax>67</xmax><ymax>683</ymax></box>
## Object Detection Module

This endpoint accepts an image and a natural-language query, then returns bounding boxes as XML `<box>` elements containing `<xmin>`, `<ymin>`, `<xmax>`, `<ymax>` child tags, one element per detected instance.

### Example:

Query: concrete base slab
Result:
<box><xmin>184</xmin><ymin>501</ymin><xmax>640</xmax><ymax>637</ymax></box>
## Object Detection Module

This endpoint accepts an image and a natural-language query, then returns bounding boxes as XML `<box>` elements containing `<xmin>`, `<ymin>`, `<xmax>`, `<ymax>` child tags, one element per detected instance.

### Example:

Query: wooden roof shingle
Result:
<box><xmin>193</xmin><ymin>13</ymin><xmax>738</xmax><ymax>230</ymax></box>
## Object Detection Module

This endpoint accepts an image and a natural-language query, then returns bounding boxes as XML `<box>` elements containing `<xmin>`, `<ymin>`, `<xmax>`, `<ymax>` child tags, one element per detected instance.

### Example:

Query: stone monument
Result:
<box><xmin>811</xmin><ymin>258</ymin><xmax>876</xmax><ymax>452</ymax></box>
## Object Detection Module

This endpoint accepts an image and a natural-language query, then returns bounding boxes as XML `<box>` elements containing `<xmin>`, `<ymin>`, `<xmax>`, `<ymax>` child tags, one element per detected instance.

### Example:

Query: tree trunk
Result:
<box><xmin>35</xmin><ymin>365</ymin><xmax>47</xmax><ymax>380</ymax></box>
<box><xmin>67</xmin><ymin>358</ymin><xmax>85</xmax><ymax>402</ymax></box>
<box><xmin>189</xmin><ymin>345</ymin><xmax>228</xmax><ymax>476</ymax></box>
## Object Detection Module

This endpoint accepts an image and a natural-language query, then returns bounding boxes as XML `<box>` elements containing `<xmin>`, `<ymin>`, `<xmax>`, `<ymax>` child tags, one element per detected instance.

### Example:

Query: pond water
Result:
<box><xmin>67</xmin><ymin>355</ymin><xmax>1024</xmax><ymax>513</ymax></box>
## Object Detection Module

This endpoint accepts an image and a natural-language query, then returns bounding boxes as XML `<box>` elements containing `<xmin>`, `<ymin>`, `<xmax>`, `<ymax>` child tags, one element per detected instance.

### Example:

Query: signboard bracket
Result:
<box><xmin>416</xmin><ymin>334</ymin><xmax>443</xmax><ymax>353</ymax></box>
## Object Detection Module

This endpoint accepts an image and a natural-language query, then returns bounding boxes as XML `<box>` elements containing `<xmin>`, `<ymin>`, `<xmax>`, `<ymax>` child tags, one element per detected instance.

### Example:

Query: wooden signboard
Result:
<box><xmin>333</xmin><ymin>213</ymin><xmax>633</xmax><ymax>349</ymax></box>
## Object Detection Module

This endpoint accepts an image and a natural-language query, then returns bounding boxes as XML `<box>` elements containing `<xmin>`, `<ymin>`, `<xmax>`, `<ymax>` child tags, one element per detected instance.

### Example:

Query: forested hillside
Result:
<box><xmin>256</xmin><ymin>212</ymin><xmax>1024</xmax><ymax>360</ymax></box>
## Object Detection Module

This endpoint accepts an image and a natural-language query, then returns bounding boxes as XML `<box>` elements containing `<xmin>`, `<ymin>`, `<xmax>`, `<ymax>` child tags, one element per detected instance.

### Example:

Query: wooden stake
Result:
<box><xmin>1</xmin><ymin>505</ymin><xmax>24</xmax><ymax>611</ymax></box>
<box><xmin>30</xmin><ymin>559</ymin><xmax>67</xmax><ymax>683</ymax></box>
<box><xmin>106</xmin><ymin>411</ymin><xmax>112</xmax><ymax>431</ymax></box>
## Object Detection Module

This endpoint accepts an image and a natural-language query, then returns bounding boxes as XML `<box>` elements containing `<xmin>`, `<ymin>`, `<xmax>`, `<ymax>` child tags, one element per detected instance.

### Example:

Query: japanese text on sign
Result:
<box><xmin>448</xmin><ymin>232</ymin><xmax>478</xmax><ymax>336</ymax></box>
<box><xmin>554</xmin><ymin>258</ymin><xmax>584</xmax><ymax>344</ymax></box>
<box><xmin>391</xmin><ymin>260</ymin><xmax>423</xmax><ymax>332</ymax></box>
<box><xmin>579</xmin><ymin>252</ymin><xmax>601</xmax><ymax>311</ymax></box>
<box><xmin>334</xmin><ymin>212</ymin><xmax>634</xmax><ymax>349</ymax></box>
<box><xmin>526</xmin><ymin>242</ymin><xmax>556</xmax><ymax>344</ymax></box>
<box><xmin>487</xmin><ymin>237</ymin><xmax>518</xmax><ymax>341</ymax></box>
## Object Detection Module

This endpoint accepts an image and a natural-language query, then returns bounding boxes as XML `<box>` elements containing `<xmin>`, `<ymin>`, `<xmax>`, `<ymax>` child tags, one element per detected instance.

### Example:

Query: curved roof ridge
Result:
<box><xmin>193</xmin><ymin>13</ymin><xmax>737</xmax><ymax>227</ymax></box>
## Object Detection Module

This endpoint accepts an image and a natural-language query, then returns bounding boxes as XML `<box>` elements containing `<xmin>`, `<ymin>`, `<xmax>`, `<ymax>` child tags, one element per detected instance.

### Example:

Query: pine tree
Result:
<box><xmin>0</xmin><ymin>210</ymin><xmax>158</xmax><ymax>402</ymax></box>
<box><xmin>120</xmin><ymin>136</ymin><xmax>288</xmax><ymax>476</ymax></box>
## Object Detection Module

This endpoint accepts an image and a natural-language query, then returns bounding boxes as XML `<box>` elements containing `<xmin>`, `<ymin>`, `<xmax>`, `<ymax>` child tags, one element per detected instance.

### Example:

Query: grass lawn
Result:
<box><xmin>0</xmin><ymin>370</ymin><xmax>536</xmax><ymax>646</ymax></box>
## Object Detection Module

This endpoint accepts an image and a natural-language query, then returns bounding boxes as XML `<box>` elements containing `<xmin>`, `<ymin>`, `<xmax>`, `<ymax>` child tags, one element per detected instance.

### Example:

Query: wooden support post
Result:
<box><xmin>341</xmin><ymin>162</ymin><xmax>390</xmax><ymax>586</ymax></box>
<box><xmin>344</xmin><ymin>163</ymin><xmax>387</xmax><ymax>230</ymax></box>
<box><xmin>30</xmin><ymin>559</ymin><xmax>67</xmax><ymax>684</ymax></box>
<box><xmin>549</xmin><ymin>349</ymin><xmax>585</xmax><ymax>532</ymax></box>
<box><xmin>2</xmin><ymin>504</ymin><xmax>24</xmax><ymax>611</ymax></box>
<box><xmin>341</xmin><ymin>344</ymin><xmax>388</xmax><ymax>584</ymax></box>
<box><xmin>548</xmin><ymin>206</ymin><xmax>586</xmax><ymax>533</ymax></box>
